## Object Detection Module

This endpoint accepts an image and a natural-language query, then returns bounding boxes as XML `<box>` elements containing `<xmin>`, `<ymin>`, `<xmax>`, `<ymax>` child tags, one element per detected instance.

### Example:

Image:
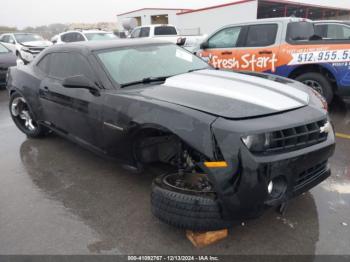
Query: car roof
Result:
<box><xmin>46</xmin><ymin>39</ymin><xmax>172</xmax><ymax>53</ymax></box>
<box><xmin>314</xmin><ymin>20</ymin><xmax>350</xmax><ymax>25</ymax></box>
<box><xmin>60</xmin><ymin>30</ymin><xmax>110</xmax><ymax>35</ymax></box>
<box><xmin>135</xmin><ymin>24</ymin><xmax>176</xmax><ymax>28</ymax></box>
<box><xmin>213</xmin><ymin>17</ymin><xmax>310</xmax><ymax>29</ymax></box>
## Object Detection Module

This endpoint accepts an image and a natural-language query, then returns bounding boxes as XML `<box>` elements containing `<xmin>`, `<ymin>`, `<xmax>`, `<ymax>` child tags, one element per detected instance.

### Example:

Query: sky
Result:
<box><xmin>1</xmin><ymin>0</ymin><xmax>349</xmax><ymax>29</ymax></box>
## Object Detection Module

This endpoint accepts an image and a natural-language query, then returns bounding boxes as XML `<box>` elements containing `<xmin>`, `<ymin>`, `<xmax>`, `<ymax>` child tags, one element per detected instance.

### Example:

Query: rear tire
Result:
<box><xmin>295</xmin><ymin>72</ymin><xmax>334</xmax><ymax>104</ymax></box>
<box><xmin>9</xmin><ymin>92</ymin><xmax>49</xmax><ymax>138</ymax></box>
<box><xmin>151</xmin><ymin>173</ymin><xmax>231</xmax><ymax>231</ymax></box>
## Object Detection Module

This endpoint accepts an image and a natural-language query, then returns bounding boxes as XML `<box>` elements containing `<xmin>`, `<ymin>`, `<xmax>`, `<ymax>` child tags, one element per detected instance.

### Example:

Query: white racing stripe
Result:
<box><xmin>163</xmin><ymin>70</ymin><xmax>306</xmax><ymax>111</ymax></box>
<box><xmin>201</xmin><ymin>70</ymin><xmax>309</xmax><ymax>103</ymax></box>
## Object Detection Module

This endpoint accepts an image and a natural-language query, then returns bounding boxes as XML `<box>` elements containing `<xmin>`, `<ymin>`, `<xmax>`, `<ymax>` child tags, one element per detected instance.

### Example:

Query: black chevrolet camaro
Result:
<box><xmin>6</xmin><ymin>39</ymin><xmax>335</xmax><ymax>230</ymax></box>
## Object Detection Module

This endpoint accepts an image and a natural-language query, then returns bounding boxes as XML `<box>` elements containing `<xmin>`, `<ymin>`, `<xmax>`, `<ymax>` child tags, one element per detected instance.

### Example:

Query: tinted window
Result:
<box><xmin>208</xmin><ymin>27</ymin><xmax>242</xmax><ymax>48</ymax></box>
<box><xmin>140</xmin><ymin>27</ymin><xmax>150</xmax><ymax>37</ymax></box>
<box><xmin>314</xmin><ymin>24</ymin><xmax>327</xmax><ymax>38</ymax></box>
<box><xmin>97</xmin><ymin>44</ymin><xmax>209</xmax><ymax>85</ymax></box>
<box><xmin>37</xmin><ymin>54</ymin><xmax>52</xmax><ymax>74</ymax></box>
<box><xmin>287</xmin><ymin>22</ymin><xmax>314</xmax><ymax>42</ymax></box>
<box><xmin>49</xmin><ymin>52</ymin><xmax>93</xmax><ymax>79</ymax></box>
<box><xmin>61</xmin><ymin>33</ymin><xmax>84</xmax><ymax>43</ymax></box>
<box><xmin>131</xmin><ymin>28</ymin><xmax>141</xmax><ymax>38</ymax></box>
<box><xmin>245</xmin><ymin>24</ymin><xmax>278</xmax><ymax>47</ymax></box>
<box><xmin>315</xmin><ymin>24</ymin><xmax>350</xmax><ymax>40</ymax></box>
<box><xmin>154</xmin><ymin>26</ymin><xmax>177</xmax><ymax>36</ymax></box>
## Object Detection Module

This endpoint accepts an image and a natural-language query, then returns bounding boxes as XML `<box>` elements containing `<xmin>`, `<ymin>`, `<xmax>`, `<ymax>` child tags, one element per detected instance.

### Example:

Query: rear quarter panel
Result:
<box><xmin>7</xmin><ymin>65</ymin><xmax>43</xmax><ymax>120</ymax></box>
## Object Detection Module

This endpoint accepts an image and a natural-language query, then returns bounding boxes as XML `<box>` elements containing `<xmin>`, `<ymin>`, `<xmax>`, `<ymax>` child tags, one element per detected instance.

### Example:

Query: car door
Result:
<box><xmin>199</xmin><ymin>26</ymin><xmax>244</xmax><ymax>70</ymax></box>
<box><xmin>38</xmin><ymin>51</ymin><xmax>104</xmax><ymax>149</ymax></box>
<box><xmin>234</xmin><ymin>23</ymin><xmax>280</xmax><ymax>73</ymax></box>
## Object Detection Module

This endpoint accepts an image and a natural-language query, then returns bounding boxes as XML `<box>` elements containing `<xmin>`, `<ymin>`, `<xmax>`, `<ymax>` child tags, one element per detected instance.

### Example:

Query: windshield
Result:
<box><xmin>14</xmin><ymin>33</ymin><xmax>44</xmax><ymax>43</ymax></box>
<box><xmin>0</xmin><ymin>43</ymin><xmax>9</xmax><ymax>53</ymax></box>
<box><xmin>97</xmin><ymin>44</ymin><xmax>209</xmax><ymax>85</ymax></box>
<box><xmin>84</xmin><ymin>33</ymin><xmax>117</xmax><ymax>41</ymax></box>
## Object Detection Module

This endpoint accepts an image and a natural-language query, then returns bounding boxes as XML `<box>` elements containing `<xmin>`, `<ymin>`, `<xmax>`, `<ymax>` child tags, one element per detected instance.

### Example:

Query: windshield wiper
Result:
<box><xmin>120</xmin><ymin>76</ymin><xmax>169</xmax><ymax>88</ymax></box>
<box><xmin>187</xmin><ymin>68</ymin><xmax>208</xmax><ymax>73</ymax></box>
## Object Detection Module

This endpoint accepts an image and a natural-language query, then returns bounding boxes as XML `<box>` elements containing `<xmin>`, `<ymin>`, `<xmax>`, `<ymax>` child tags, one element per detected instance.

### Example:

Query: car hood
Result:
<box><xmin>139</xmin><ymin>69</ymin><xmax>310</xmax><ymax>119</ymax></box>
<box><xmin>0</xmin><ymin>52</ymin><xmax>17</xmax><ymax>67</ymax></box>
<box><xmin>20</xmin><ymin>40</ymin><xmax>52</xmax><ymax>47</ymax></box>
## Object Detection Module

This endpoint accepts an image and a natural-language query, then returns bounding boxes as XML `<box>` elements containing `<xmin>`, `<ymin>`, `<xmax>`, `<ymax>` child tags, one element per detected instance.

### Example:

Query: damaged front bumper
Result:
<box><xmin>202</xmin><ymin>107</ymin><xmax>336</xmax><ymax>221</ymax></box>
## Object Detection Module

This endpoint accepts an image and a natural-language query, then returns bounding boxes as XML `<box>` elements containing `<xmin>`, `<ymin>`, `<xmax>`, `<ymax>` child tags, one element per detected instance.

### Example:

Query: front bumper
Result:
<box><xmin>205</xmin><ymin>107</ymin><xmax>335</xmax><ymax>221</ymax></box>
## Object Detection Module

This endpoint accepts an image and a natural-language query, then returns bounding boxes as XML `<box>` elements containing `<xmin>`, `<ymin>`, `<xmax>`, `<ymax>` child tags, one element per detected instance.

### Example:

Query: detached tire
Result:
<box><xmin>295</xmin><ymin>72</ymin><xmax>334</xmax><ymax>104</ymax></box>
<box><xmin>151</xmin><ymin>173</ymin><xmax>230</xmax><ymax>231</ymax></box>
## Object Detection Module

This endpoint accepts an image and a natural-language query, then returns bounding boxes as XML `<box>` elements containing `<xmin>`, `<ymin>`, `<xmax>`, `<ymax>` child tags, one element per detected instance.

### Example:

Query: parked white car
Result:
<box><xmin>51</xmin><ymin>29</ymin><xmax>118</xmax><ymax>44</ymax></box>
<box><xmin>129</xmin><ymin>24</ymin><xmax>206</xmax><ymax>53</ymax></box>
<box><xmin>0</xmin><ymin>33</ymin><xmax>52</xmax><ymax>64</ymax></box>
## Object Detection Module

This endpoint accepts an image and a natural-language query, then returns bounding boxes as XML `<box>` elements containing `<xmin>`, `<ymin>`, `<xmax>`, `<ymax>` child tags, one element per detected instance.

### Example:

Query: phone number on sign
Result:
<box><xmin>289</xmin><ymin>49</ymin><xmax>350</xmax><ymax>65</ymax></box>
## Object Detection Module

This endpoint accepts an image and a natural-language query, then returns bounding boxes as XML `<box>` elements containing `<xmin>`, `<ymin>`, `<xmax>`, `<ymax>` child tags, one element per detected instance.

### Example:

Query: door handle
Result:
<box><xmin>259</xmin><ymin>50</ymin><xmax>273</xmax><ymax>55</ymax></box>
<box><xmin>221</xmin><ymin>51</ymin><xmax>232</xmax><ymax>55</ymax></box>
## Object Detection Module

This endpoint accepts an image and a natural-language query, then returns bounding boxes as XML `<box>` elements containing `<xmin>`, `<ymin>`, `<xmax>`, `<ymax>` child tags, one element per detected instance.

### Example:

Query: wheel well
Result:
<box><xmin>288</xmin><ymin>64</ymin><xmax>337</xmax><ymax>90</ymax></box>
<box><xmin>132</xmin><ymin>127</ymin><xmax>207</xmax><ymax>168</ymax></box>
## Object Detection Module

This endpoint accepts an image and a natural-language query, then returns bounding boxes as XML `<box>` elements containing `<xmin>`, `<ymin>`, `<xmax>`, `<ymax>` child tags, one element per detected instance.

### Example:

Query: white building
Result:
<box><xmin>116</xmin><ymin>8</ymin><xmax>190</xmax><ymax>31</ymax></box>
<box><xmin>117</xmin><ymin>0</ymin><xmax>350</xmax><ymax>35</ymax></box>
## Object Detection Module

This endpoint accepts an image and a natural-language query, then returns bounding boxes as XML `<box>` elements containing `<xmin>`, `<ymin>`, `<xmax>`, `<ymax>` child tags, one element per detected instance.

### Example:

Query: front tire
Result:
<box><xmin>151</xmin><ymin>173</ymin><xmax>231</xmax><ymax>231</ymax></box>
<box><xmin>9</xmin><ymin>92</ymin><xmax>48</xmax><ymax>138</ymax></box>
<box><xmin>295</xmin><ymin>72</ymin><xmax>334</xmax><ymax>104</ymax></box>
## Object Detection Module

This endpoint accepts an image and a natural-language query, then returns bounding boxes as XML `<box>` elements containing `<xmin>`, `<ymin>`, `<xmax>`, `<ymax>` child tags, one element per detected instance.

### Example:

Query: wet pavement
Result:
<box><xmin>0</xmin><ymin>90</ymin><xmax>349</xmax><ymax>255</ymax></box>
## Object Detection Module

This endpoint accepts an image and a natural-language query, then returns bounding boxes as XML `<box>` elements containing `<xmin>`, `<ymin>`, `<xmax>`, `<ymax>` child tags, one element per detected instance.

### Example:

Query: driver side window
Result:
<box><xmin>131</xmin><ymin>28</ymin><xmax>141</xmax><ymax>38</ymax></box>
<box><xmin>208</xmin><ymin>27</ymin><xmax>242</xmax><ymax>48</ymax></box>
<box><xmin>49</xmin><ymin>52</ymin><xmax>94</xmax><ymax>80</ymax></box>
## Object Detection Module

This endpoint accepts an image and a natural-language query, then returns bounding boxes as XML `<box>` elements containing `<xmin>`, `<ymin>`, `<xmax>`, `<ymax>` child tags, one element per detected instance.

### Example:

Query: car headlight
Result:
<box><xmin>242</xmin><ymin>134</ymin><xmax>271</xmax><ymax>152</ymax></box>
<box><xmin>311</xmin><ymin>89</ymin><xmax>328</xmax><ymax>111</ymax></box>
<box><xmin>20</xmin><ymin>46</ymin><xmax>30</xmax><ymax>52</ymax></box>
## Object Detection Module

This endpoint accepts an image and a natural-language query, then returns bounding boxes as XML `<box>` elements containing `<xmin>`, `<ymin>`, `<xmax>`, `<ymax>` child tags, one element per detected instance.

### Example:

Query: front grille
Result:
<box><xmin>294</xmin><ymin>161</ymin><xmax>328</xmax><ymax>191</ymax></box>
<box><xmin>266</xmin><ymin>119</ymin><xmax>328</xmax><ymax>153</ymax></box>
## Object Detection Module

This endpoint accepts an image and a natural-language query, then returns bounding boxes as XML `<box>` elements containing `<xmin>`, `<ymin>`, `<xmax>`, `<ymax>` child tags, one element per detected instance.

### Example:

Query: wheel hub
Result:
<box><xmin>11</xmin><ymin>97</ymin><xmax>37</xmax><ymax>131</ymax></box>
<box><xmin>303</xmin><ymin>80</ymin><xmax>324</xmax><ymax>95</ymax></box>
<box><xmin>163</xmin><ymin>173</ymin><xmax>214</xmax><ymax>193</ymax></box>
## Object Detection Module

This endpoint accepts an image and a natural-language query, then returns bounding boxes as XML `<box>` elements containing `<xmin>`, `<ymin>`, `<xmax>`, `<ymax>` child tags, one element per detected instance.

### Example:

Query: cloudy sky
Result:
<box><xmin>1</xmin><ymin>0</ymin><xmax>349</xmax><ymax>28</ymax></box>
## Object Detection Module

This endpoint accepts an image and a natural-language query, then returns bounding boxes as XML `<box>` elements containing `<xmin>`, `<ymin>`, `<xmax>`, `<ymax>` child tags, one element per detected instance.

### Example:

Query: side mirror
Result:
<box><xmin>62</xmin><ymin>75</ymin><xmax>100</xmax><ymax>95</ymax></box>
<box><xmin>200</xmin><ymin>41</ymin><xmax>209</xmax><ymax>50</ymax></box>
<box><xmin>177</xmin><ymin>37</ymin><xmax>186</xmax><ymax>46</ymax></box>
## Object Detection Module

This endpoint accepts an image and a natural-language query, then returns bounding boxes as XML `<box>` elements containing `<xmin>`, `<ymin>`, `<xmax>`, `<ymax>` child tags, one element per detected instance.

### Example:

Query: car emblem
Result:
<box><xmin>320</xmin><ymin>121</ymin><xmax>331</xmax><ymax>134</ymax></box>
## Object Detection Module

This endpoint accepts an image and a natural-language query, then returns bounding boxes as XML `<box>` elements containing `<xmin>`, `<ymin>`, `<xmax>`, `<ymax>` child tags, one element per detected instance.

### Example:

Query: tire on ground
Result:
<box><xmin>151</xmin><ymin>174</ymin><xmax>231</xmax><ymax>231</ymax></box>
<box><xmin>295</xmin><ymin>72</ymin><xmax>334</xmax><ymax>104</ymax></box>
<box><xmin>9</xmin><ymin>92</ymin><xmax>49</xmax><ymax>138</ymax></box>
